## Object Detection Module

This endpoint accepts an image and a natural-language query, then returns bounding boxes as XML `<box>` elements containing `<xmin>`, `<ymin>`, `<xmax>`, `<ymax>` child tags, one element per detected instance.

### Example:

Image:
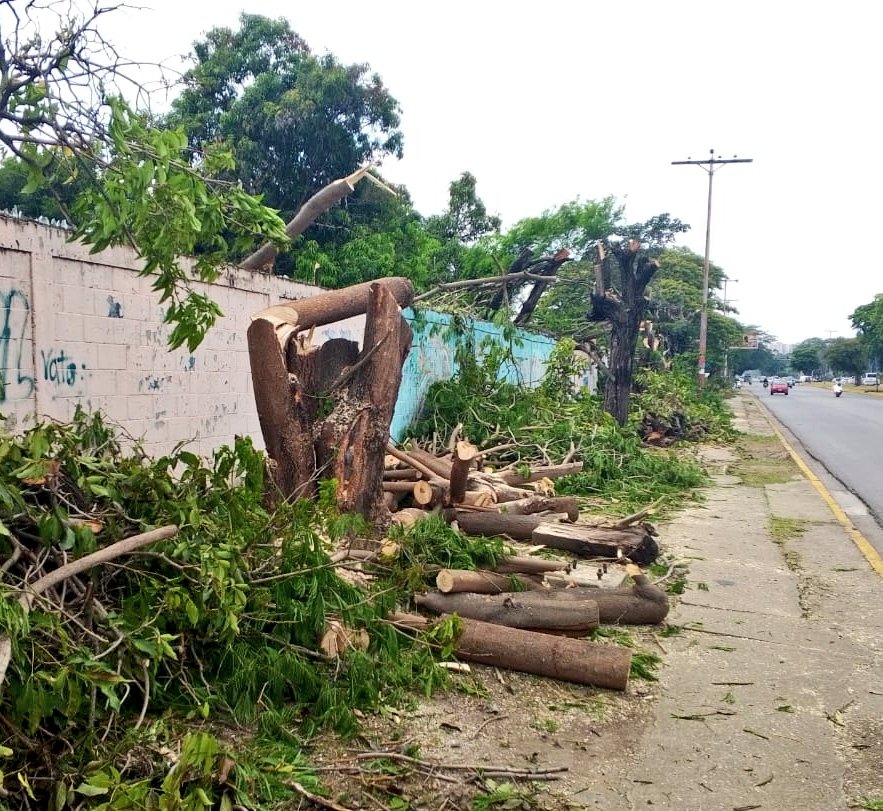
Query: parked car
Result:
<box><xmin>770</xmin><ymin>379</ymin><xmax>789</xmax><ymax>395</ymax></box>
<box><xmin>861</xmin><ymin>373</ymin><xmax>879</xmax><ymax>386</ymax></box>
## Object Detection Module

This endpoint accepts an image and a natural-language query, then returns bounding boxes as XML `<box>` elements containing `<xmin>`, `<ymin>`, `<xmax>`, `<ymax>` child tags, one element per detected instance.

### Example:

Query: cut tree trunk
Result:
<box><xmin>315</xmin><ymin>284</ymin><xmax>413</xmax><ymax>522</ymax></box>
<box><xmin>537</xmin><ymin>574</ymin><xmax>669</xmax><ymax>624</ymax></box>
<box><xmin>415</xmin><ymin>591</ymin><xmax>599</xmax><ymax>636</ymax></box>
<box><xmin>448</xmin><ymin>441</ymin><xmax>479</xmax><ymax>504</ymax></box>
<box><xmin>435</xmin><ymin>569</ymin><xmax>545</xmax><ymax>594</ymax></box>
<box><xmin>498</xmin><ymin>495</ymin><xmax>579</xmax><ymax>521</ymax></box>
<box><xmin>241</xmin><ymin>166</ymin><xmax>380</xmax><ymax>271</ymax></box>
<box><xmin>249</xmin><ymin>279</ymin><xmax>414</xmax><ymax>519</ymax></box>
<box><xmin>531</xmin><ymin>523</ymin><xmax>660</xmax><ymax>564</ymax></box>
<box><xmin>493</xmin><ymin>555</ymin><xmax>571</xmax><ymax>575</ymax></box>
<box><xmin>443</xmin><ymin>509</ymin><xmax>556</xmax><ymax>541</ymax></box>
<box><xmin>388</xmin><ymin>613</ymin><xmax>631</xmax><ymax>690</ymax></box>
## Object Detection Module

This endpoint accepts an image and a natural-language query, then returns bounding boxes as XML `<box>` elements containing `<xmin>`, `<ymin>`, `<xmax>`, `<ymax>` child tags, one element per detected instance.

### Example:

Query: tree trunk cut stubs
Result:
<box><xmin>248</xmin><ymin>278</ymin><xmax>414</xmax><ymax>520</ymax></box>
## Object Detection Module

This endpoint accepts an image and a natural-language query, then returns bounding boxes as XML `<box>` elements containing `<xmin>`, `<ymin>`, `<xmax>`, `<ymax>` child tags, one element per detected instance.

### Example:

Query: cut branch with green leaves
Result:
<box><xmin>0</xmin><ymin>1</ymin><xmax>290</xmax><ymax>350</ymax></box>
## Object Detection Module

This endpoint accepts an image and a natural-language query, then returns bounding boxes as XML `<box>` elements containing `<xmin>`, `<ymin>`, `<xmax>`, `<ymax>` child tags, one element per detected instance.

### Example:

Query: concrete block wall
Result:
<box><xmin>1</xmin><ymin>214</ymin><xmax>559</xmax><ymax>458</ymax></box>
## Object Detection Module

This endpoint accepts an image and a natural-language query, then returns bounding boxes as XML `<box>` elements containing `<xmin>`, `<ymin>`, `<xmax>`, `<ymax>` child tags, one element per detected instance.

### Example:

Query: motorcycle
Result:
<box><xmin>762</xmin><ymin>379</ymin><xmax>769</xmax><ymax>389</ymax></box>
<box><xmin>833</xmin><ymin>384</ymin><xmax>843</xmax><ymax>398</ymax></box>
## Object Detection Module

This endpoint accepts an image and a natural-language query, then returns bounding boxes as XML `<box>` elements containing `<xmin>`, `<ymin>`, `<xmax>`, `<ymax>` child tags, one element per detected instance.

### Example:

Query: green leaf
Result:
<box><xmin>0</xmin><ymin>745</ymin><xmax>13</xmax><ymax>757</ymax></box>
<box><xmin>74</xmin><ymin>782</ymin><xmax>110</xmax><ymax>797</ymax></box>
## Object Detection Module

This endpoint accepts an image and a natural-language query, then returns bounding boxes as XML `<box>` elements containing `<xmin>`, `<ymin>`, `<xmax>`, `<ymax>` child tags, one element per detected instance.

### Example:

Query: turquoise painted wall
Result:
<box><xmin>390</xmin><ymin>309</ymin><xmax>558</xmax><ymax>440</ymax></box>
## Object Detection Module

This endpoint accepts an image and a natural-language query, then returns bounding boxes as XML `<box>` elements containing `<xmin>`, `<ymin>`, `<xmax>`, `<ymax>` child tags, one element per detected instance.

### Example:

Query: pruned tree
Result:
<box><xmin>589</xmin><ymin>215</ymin><xmax>689</xmax><ymax>424</ymax></box>
<box><xmin>0</xmin><ymin>1</ymin><xmax>289</xmax><ymax>350</ymax></box>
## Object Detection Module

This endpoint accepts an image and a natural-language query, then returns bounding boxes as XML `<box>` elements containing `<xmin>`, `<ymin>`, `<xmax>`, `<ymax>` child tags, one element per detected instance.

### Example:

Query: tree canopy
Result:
<box><xmin>166</xmin><ymin>14</ymin><xmax>403</xmax><ymax>216</ymax></box>
<box><xmin>851</xmin><ymin>294</ymin><xmax>883</xmax><ymax>367</ymax></box>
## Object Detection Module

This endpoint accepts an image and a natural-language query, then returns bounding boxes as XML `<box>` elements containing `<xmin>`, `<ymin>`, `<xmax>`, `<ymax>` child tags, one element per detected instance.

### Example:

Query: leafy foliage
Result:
<box><xmin>851</xmin><ymin>294</ymin><xmax>883</xmax><ymax>367</ymax></box>
<box><xmin>629</xmin><ymin>369</ymin><xmax>736</xmax><ymax>443</ymax></box>
<box><xmin>823</xmin><ymin>337</ymin><xmax>867</xmax><ymax>381</ymax></box>
<box><xmin>406</xmin><ymin>338</ymin><xmax>708</xmax><ymax>513</ymax></box>
<box><xmin>0</xmin><ymin>2</ymin><xmax>291</xmax><ymax>350</ymax></box>
<box><xmin>0</xmin><ymin>410</ymin><xmax>467</xmax><ymax>808</ymax></box>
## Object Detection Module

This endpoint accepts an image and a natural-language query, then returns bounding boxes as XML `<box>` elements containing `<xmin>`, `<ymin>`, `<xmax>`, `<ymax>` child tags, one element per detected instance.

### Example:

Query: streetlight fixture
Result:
<box><xmin>722</xmin><ymin>277</ymin><xmax>739</xmax><ymax>381</ymax></box>
<box><xmin>672</xmin><ymin>149</ymin><xmax>753</xmax><ymax>385</ymax></box>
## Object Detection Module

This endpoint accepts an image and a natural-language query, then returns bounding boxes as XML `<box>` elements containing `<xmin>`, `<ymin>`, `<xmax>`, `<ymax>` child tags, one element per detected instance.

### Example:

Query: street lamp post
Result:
<box><xmin>722</xmin><ymin>277</ymin><xmax>739</xmax><ymax>381</ymax></box>
<box><xmin>672</xmin><ymin>149</ymin><xmax>753</xmax><ymax>386</ymax></box>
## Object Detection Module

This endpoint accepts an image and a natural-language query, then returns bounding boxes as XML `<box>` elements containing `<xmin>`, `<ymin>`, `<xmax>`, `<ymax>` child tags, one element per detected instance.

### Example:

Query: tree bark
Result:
<box><xmin>435</xmin><ymin>569</ymin><xmax>545</xmax><ymax>594</ymax></box>
<box><xmin>402</xmin><ymin>447</ymin><xmax>454</xmax><ymax>479</ymax></box>
<box><xmin>531</xmin><ymin>523</ymin><xmax>660</xmax><ymax>564</ymax></box>
<box><xmin>493</xmin><ymin>555</ymin><xmax>571</xmax><ymax>575</ymax></box>
<box><xmin>247</xmin><ymin>317</ymin><xmax>319</xmax><ymax>500</ymax></box>
<box><xmin>513</xmin><ymin>250</ymin><xmax>571</xmax><ymax>325</ymax></box>
<box><xmin>536</xmin><ymin>575</ymin><xmax>669</xmax><ymax>625</ymax></box>
<box><xmin>498</xmin><ymin>495</ymin><xmax>579</xmax><ymax>521</ymax></box>
<box><xmin>241</xmin><ymin>166</ymin><xmax>378</xmax><ymax>271</ymax></box>
<box><xmin>497</xmin><ymin>463</ymin><xmax>584</xmax><ymax>485</ymax></box>
<box><xmin>249</xmin><ymin>279</ymin><xmax>413</xmax><ymax>519</ymax></box>
<box><xmin>257</xmin><ymin>277</ymin><xmax>414</xmax><ymax>332</ymax></box>
<box><xmin>589</xmin><ymin>241</ymin><xmax>660</xmax><ymax>425</ymax></box>
<box><xmin>448</xmin><ymin>441</ymin><xmax>479</xmax><ymax>504</ymax></box>
<box><xmin>388</xmin><ymin>614</ymin><xmax>631</xmax><ymax>690</ymax></box>
<box><xmin>443</xmin><ymin>509</ymin><xmax>555</xmax><ymax>541</ymax></box>
<box><xmin>415</xmin><ymin>591</ymin><xmax>599</xmax><ymax>636</ymax></box>
<box><xmin>315</xmin><ymin>283</ymin><xmax>413</xmax><ymax>522</ymax></box>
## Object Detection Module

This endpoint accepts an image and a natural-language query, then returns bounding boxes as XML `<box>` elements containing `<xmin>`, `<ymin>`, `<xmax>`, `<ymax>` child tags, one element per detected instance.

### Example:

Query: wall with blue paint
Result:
<box><xmin>1</xmin><ymin>214</ymin><xmax>561</xmax><ymax>456</ymax></box>
<box><xmin>391</xmin><ymin>310</ymin><xmax>557</xmax><ymax>439</ymax></box>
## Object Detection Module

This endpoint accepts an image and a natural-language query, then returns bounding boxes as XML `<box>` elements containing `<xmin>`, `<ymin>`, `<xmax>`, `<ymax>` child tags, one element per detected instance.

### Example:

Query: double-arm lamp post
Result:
<box><xmin>672</xmin><ymin>149</ymin><xmax>753</xmax><ymax>385</ymax></box>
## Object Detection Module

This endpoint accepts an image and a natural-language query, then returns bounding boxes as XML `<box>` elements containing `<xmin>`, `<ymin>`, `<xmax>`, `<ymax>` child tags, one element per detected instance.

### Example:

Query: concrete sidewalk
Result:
<box><xmin>580</xmin><ymin>392</ymin><xmax>883</xmax><ymax>810</ymax></box>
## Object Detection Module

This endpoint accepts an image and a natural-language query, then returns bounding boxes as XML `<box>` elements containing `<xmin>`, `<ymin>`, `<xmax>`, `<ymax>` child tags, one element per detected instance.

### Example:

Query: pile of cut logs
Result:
<box><xmin>382</xmin><ymin>442</ymin><xmax>670</xmax><ymax>691</ymax></box>
<box><xmin>384</xmin><ymin>440</ymin><xmax>660</xmax><ymax>565</ymax></box>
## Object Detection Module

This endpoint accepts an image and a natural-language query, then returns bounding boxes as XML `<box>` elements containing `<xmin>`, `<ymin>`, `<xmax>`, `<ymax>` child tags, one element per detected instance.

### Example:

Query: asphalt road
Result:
<box><xmin>756</xmin><ymin>382</ymin><xmax>883</xmax><ymax>526</ymax></box>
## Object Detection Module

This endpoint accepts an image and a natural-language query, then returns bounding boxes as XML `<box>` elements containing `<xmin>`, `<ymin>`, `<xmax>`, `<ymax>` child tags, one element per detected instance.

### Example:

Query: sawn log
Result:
<box><xmin>538</xmin><ymin>574</ymin><xmax>669</xmax><ymax>624</ymax></box>
<box><xmin>388</xmin><ymin>613</ymin><xmax>631</xmax><ymax>690</ymax></box>
<box><xmin>531</xmin><ymin>523</ymin><xmax>660</xmax><ymax>564</ymax></box>
<box><xmin>416</xmin><ymin>590</ymin><xmax>599</xmax><ymax>636</ymax></box>
<box><xmin>435</xmin><ymin>568</ymin><xmax>545</xmax><ymax>594</ymax></box>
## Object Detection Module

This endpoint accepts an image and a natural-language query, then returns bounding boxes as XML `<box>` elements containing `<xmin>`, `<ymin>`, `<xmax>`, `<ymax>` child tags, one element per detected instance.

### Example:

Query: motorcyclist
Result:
<box><xmin>833</xmin><ymin>380</ymin><xmax>843</xmax><ymax>397</ymax></box>
<box><xmin>762</xmin><ymin>376</ymin><xmax>769</xmax><ymax>388</ymax></box>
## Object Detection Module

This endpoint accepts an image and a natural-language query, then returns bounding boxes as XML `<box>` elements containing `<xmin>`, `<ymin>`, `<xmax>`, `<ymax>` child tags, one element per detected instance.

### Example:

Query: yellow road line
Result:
<box><xmin>758</xmin><ymin>402</ymin><xmax>883</xmax><ymax>577</ymax></box>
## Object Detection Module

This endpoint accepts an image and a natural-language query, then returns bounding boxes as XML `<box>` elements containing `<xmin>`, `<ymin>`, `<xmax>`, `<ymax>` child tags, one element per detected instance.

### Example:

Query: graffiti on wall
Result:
<box><xmin>40</xmin><ymin>349</ymin><xmax>84</xmax><ymax>388</ymax></box>
<box><xmin>0</xmin><ymin>288</ymin><xmax>34</xmax><ymax>403</ymax></box>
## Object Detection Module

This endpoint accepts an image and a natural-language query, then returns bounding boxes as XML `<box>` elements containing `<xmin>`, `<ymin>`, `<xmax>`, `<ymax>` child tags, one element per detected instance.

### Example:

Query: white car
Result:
<box><xmin>861</xmin><ymin>373</ymin><xmax>879</xmax><ymax>386</ymax></box>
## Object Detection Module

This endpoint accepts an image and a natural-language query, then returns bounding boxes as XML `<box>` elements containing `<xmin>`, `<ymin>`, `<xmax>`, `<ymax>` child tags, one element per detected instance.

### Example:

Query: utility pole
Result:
<box><xmin>672</xmin><ymin>149</ymin><xmax>753</xmax><ymax>386</ymax></box>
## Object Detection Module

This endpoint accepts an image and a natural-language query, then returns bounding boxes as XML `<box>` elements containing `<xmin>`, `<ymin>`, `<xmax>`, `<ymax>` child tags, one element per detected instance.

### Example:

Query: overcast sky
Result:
<box><xmin>102</xmin><ymin>0</ymin><xmax>882</xmax><ymax>346</ymax></box>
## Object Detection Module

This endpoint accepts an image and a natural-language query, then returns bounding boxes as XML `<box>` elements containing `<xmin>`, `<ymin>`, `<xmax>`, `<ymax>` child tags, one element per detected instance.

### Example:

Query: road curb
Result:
<box><xmin>753</xmin><ymin>395</ymin><xmax>883</xmax><ymax>578</ymax></box>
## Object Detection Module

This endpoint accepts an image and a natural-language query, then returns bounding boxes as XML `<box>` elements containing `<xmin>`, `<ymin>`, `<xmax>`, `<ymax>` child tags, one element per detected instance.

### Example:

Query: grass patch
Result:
<box><xmin>770</xmin><ymin>516</ymin><xmax>807</xmax><ymax>542</ymax></box>
<box><xmin>735</xmin><ymin>433</ymin><xmax>800</xmax><ymax>486</ymax></box>
<box><xmin>856</xmin><ymin>800</ymin><xmax>883</xmax><ymax>811</ymax></box>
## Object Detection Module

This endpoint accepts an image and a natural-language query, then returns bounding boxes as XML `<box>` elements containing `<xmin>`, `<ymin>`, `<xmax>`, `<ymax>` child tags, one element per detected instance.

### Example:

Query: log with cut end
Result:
<box><xmin>531</xmin><ymin>523</ymin><xmax>660</xmax><ymax>564</ymax></box>
<box><xmin>448</xmin><ymin>440</ymin><xmax>480</xmax><ymax>504</ymax></box>
<box><xmin>389</xmin><ymin>508</ymin><xmax>432</xmax><ymax>528</ymax></box>
<box><xmin>443</xmin><ymin>509</ymin><xmax>556</xmax><ymax>541</ymax></box>
<box><xmin>416</xmin><ymin>590</ymin><xmax>599</xmax><ymax>636</ymax></box>
<box><xmin>389</xmin><ymin>613</ymin><xmax>631</xmax><ymax>690</ymax></box>
<box><xmin>537</xmin><ymin>574</ymin><xmax>669</xmax><ymax>624</ymax></box>
<box><xmin>435</xmin><ymin>568</ymin><xmax>545</xmax><ymax>594</ymax></box>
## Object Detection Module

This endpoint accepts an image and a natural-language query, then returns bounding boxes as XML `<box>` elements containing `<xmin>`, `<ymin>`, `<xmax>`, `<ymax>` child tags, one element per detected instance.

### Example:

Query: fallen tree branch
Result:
<box><xmin>0</xmin><ymin>525</ymin><xmax>178</xmax><ymax>690</ymax></box>
<box><xmin>413</xmin><ymin>271</ymin><xmax>563</xmax><ymax>303</ymax></box>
